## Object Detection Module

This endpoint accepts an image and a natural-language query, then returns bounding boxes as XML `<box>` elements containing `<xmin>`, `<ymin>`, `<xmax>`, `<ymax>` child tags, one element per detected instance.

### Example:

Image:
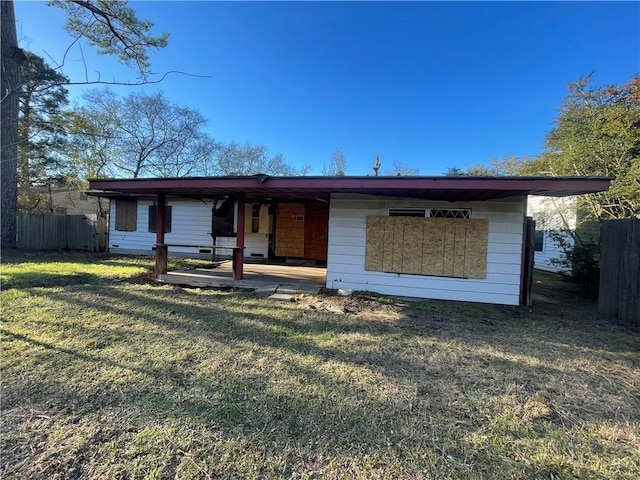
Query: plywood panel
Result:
<box><xmin>391</xmin><ymin>218</ymin><xmax>407</xmax><ymax>272</ymax></box>
<box><xmin>422</xmin><ymin>223</ymin><xmax>445</xmax><ymax>276</ymax></box>
<box><xmin>465</xmin><ymin>220</ymin><xmax>489</xmax><ymax>278</ymax></box>
<box><xmin>442</xmin><ymin>224</ymin><xmax>455</xmax><ymax>277</ymax></box>
<box><xmin>275</xmin><ymin>203</ymin><xmax>305</xmax><ymax>257</ymax></box>
<box><xmin>365</xmin><ymin>216</ymin><xmax>385</xmax><ymax>271</ymax></box>
<box><xmin>364</xmin><ymin>216</ymin><xmax>489</xmax><ymax>279</ymax></box>
<box><xmin>453</xmin><ymin>225</ymin><xmax>467</xmax><ymax>278</ymax></box>
<box><xmin>382</xmin><ymin>217</ymin><xmax>395</xmax><ymax>272</ymax></box>
<box><xmin>402</xmin><ymin>219</ymin><xmax>424</xmax><ymax>274</ymax></box>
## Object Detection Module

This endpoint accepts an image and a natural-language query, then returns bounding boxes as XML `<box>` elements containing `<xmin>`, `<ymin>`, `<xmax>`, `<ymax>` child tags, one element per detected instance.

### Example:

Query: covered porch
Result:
<box><xmin>89</xmin><ymin>175</ymin><xmax>612</xmax><ymax>305</ymax></box>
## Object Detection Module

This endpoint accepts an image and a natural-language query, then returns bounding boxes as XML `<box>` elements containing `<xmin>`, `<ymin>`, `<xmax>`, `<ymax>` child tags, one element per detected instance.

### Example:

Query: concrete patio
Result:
<box><xmin>157</xmin><ymin>260</ymin><xmax>326</xmax><ymax>294</ymax></box>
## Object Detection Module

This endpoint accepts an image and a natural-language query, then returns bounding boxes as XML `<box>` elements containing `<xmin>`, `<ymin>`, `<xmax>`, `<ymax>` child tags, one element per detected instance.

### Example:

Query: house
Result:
<box><xmin>527</xmin><ymin>195</ymin><xmax>601</xmax><ymax>273</ymax></box>
<box><xmin>88</xmin><ymin>175</ymin><xmax>611</xmax><ymax>306</ymax></box>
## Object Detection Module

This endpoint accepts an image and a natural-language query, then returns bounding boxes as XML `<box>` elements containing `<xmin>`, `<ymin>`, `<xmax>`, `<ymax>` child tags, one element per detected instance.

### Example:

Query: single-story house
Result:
<box><xmin>88</xmin><ymin>175</ymin><xmax>611</xmax><ymax>306</ymax></box>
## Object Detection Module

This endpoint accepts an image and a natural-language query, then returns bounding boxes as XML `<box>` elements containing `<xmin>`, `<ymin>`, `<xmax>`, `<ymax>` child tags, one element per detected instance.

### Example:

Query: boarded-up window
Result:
<box><xmin>365</xmin><ymin>216</ymin><xmax>489</xmax><ymax>279</ymax></box>
<box><xmin>115</xmin><ymin>199</ymin><xmax>137</xmax><ymax>232</ymax></box>
<box><xmin>148</xmin><ymin>205</ymin><xmax>172</xmax><ymax>233</ymax></box>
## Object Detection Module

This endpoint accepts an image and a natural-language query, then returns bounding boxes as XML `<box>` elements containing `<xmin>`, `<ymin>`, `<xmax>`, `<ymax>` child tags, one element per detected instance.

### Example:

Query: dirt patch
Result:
<box><xmin>304</xmin><ymin>292</ymin><xmax>403</xmax><ymax>319</ymax></box>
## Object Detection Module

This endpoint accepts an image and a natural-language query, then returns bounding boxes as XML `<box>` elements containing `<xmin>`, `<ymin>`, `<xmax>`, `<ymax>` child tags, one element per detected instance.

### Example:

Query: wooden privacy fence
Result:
<box><xmin>17</xmin><ymin>213</ymin><xmax>107</xmax><ymax>252</ymax></box>
<box><xmin>599</xmin><ymin>218</ymin><xmax>640</xmax><ymax>331</ymax></box>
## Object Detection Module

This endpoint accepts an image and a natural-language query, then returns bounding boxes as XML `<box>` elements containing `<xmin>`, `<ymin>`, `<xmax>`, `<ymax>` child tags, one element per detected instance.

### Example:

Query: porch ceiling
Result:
<box><xmin>88</xmin><ymin>175</ymin><xmax>612</xmax><ymax>202</ymax></box>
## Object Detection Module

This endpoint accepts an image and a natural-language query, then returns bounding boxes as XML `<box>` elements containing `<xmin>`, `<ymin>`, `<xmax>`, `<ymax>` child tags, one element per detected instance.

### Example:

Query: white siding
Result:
<box><xmin>527</xmin><ymin>196</ymin><xmax>576</xmax><ymax>273</ymax></box>
<box><xmin>326</xmin><ymin>194</ymin><xmax>525</xmax><ymax>305</ymax></box>
<box><xmin>108</xmin><ymin>198</ymin><xmax>268</xmax><ymax>258</ymax></box>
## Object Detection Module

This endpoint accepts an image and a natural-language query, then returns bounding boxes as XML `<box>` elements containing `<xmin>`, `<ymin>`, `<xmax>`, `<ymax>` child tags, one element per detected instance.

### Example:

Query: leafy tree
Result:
<box><xmin>386</xmin><ymin>161</ymin><xmax>420</xmax><ymax>176</ymax></box>
<box><xmin>540</xmin><ymin>75</ymin><xmax>640</xmax><ymax>220</ymax></box>
<box><xmin>214</xmin><ymin>142</ymin><xmax>309</xmax><ymax>176</ymax></box>
<box><xmin>1</xmin><ymin>0</ymin><xmax>169</xmax><ymax>247</ymax></box>
<box><xmin>18</xmin><ymin>53</ymin><xmax>71</xmax><ymax>211</ymax></box>
<box><xmin>323</xmin><ymin>147</ymin><xmax>348</xmax><ymax>176</ymax></box>
<box><xmin>74</xmin><ymin>90</ymin><xmax>216</xmax><ymax>178</ymax></box>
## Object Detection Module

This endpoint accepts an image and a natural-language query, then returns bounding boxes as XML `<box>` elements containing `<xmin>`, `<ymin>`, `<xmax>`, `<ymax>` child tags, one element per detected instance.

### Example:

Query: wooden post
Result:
<box><xmin>520</xmin><ymin>216</ymin><xmax>535</xmax><ymax>307</ymax></box>
<box><xmin>235</xmin><ymin>197</ymin><xmax>245</xmax><ymax>280</ymax></box>
<box><xmin>155</xmin><ymin>194</ymin><xmax>168</xmax><ymax>277</ymax></box>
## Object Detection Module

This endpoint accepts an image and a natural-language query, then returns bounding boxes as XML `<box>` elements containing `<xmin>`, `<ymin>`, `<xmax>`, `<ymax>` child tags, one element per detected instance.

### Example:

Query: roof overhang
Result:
<box><xmin>87</xmin><ymin>175</ymin><xmax>612</xmax><ymax>202</ymax></box>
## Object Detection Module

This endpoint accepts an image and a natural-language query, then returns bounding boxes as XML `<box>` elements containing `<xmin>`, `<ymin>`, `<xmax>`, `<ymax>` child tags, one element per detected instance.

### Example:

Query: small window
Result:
<box><xmin>251</xmin><ymin>204</ymin><xmax>261</xmax><ymax>233</ymax></box>
<box><xmin>148</xmin><ymin>205</ymin><xmax>172</xmax><ymax>233</ymax></box>
<box><xmin>388</xmin><ymin>208</ymin><xmax>426</xmax><ymax>217</ymax></box>
<box><xmin>429</xmin><ymin>209</ymin><xmax>471</xmax><ymax>219</ymax></box>
<box><xmin>213</xmin><ymin>207</ymin><xmax>236</xmax><ymax>237</ymax></box>
<box><xmin>115</xmin><ymin>199</ymin><xmax>137</xmax><ymax>232</ymax></box>
<box><xmin>534</xmin><ymin>230</ymin><xmax>544</xmax><ymax>252</ymax></box>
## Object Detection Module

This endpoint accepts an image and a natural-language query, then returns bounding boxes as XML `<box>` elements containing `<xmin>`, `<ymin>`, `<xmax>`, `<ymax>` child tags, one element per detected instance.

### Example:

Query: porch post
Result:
<box><xmin>235</xmin><ymin>197</ymin><xmax>245</xmax><ymax>280</ymax></box>
<box><xmin>155</xmin><ymin>194</ymin><xmax>168</xmax><ymax>277</ymax></box>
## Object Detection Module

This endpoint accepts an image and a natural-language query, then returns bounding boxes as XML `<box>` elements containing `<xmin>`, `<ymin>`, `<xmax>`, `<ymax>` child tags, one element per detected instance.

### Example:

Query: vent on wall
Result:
<box><xmin>389</xmin><ymin>208</ymin><xmax>426</xmax><ymax>217</ymax></box>
<box><xmin>429</xmin><ymin>209</ymin><xmax>471</xmax><ymax>219</ymax></box>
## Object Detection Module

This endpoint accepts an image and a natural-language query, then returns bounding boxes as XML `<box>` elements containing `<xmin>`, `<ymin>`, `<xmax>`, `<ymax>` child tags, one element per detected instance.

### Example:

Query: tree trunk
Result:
<box><xmin>1</xmin><ymin>0</ymin><xmax>21</xmax><ymax>248</ymax></box>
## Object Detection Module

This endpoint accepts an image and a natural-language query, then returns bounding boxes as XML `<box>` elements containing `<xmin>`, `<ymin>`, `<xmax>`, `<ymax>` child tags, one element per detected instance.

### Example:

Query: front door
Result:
<box><xmin>304</xmin><ymin>202</ymin><xmax>329</xmax><ymax>262</ymax></box>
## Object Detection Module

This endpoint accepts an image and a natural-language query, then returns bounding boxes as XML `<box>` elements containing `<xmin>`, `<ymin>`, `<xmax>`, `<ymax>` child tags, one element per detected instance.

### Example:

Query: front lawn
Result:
<box><xmin>1</xmin><ymin>251</ymin><xmax>638</xmax><ymax>479</ymax></box>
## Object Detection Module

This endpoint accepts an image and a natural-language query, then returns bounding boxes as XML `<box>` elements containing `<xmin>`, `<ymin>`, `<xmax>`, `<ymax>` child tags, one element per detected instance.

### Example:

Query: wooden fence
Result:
<box><xmin>599</xmin><ymin>218</ymin><xmax>640</xmax><ymax>331</ymax></box>
<box><xmin>16</xmin><ymin>213</ymin><xmax>107</xmax><ymax>252</ymax></box>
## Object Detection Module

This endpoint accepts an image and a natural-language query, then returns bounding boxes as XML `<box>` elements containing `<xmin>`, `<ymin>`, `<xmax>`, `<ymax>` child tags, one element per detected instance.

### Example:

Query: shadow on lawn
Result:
<box><xmin>21</xmin><ymin>284</ymin><xmax>637</xmax><ymax>399</ymax></box>
<box><xmin>4</xmin><ymin>281</ymin><xmax>638</xmax><ymax>479</ymax></box>
<box><xmin>1</xmin><ymin>272</ymin><xmax>107</xmax><ymax>290</ymax></box>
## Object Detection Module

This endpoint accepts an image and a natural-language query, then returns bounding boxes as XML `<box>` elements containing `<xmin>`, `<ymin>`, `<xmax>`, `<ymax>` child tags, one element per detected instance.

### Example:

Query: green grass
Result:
<box><xmin>2</xmin><ymin>251</ymin><xmax>639</xmax><ymax>479</ymax></box>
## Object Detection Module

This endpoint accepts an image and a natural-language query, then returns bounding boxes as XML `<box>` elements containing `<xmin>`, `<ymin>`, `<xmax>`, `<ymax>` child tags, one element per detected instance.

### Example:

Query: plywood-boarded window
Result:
<box><xmin>365</xmin><ymin>216</ymin><xmax>488</xmax><ymax>279</ymax></box>
<box><xmin>115</xmin><ymin>199</ymin><xmax>137</xmax><ymax>232</ymax></box>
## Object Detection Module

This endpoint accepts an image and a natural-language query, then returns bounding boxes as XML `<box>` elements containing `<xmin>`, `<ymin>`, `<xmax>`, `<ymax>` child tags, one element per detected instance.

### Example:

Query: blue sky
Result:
<box><xmin>15</xmin><ymin>1</ymin><xmax>639</xmax><ymax>176</ymax></box>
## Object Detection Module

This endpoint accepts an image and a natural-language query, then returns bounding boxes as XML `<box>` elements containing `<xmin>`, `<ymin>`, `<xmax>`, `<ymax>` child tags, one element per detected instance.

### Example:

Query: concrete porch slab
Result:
<box><xmin>157</xmin><ymin>260</ymin><xmax>326</xmax><ymax>294</ymax></box>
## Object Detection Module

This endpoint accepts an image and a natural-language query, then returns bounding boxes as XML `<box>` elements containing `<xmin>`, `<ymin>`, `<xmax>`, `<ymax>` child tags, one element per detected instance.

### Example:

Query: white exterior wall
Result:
<box><xmin>326</xmin><ymin>194</ymin><xmax>526</xmax><ymax>305</ymax></box>
<box><xmin>108</xmin><ymin>198</ymin><xmax>268</xmax><ymax>258</ymax></box>
<box><xmin>527</xmin><ymin>196</ymin><xmax>576</xmax><ymax>273</ymax></box>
